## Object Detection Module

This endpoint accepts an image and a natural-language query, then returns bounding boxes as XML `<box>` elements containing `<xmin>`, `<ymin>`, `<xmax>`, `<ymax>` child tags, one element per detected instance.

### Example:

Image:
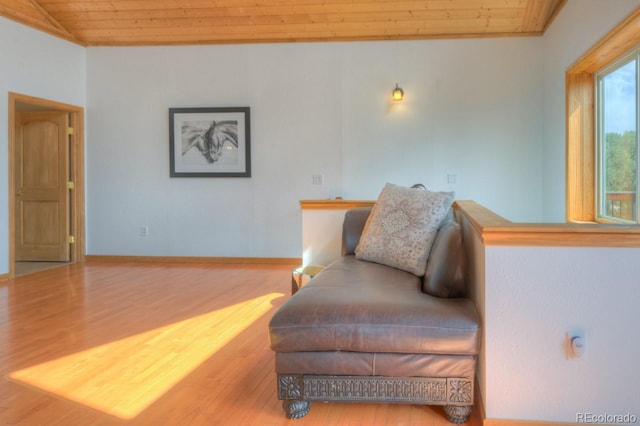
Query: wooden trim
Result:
<box><xmin>25</xmin><ymin>0</ymin><xmax>80</xmax><ymax>41</ymax></box>
<box><xmin>567</xmin><ymin>7</ymin><xmax>640</xmax><ymax>74</ymax></box>
<box><xmin>0</xmin><ymin>273</ymin><xmax>8</xmax><ymax>282</ymax></box>
<box><xmin>70</xmin><ymin>107</ymin><xmax>86</xmax><ymax>264</ymax></box>
<box><xmin>565</xmin><ymin>72</ymin><xmax>595</xmax><ymax>222</ymax></box>
<box><xmin>8</xmin><ymin>94</ymin><xmax>16</xmax><ymax>277</ymax></box>
<box><xmin>542</xmin><ymin>0</ymin><xmax>568</xmax><ymax>33</ymax></box>
<box><xmin>84</xmin><ymin>32</ymin><xmax>545</xmax><ymax>48</ymax></box>
<box><xmin>302</xmin><ymin>199</ymin><xmax>640</xmax><ymax>248</ymax></box>
<box><xmin>85</xmin><ymin>255</ymin><xmax>301</xmax><ymax>265</ymax></box>
<box><xmin>0</xmin><ymin>2</ymin><xmax>86</xmax><ymax>46</ymax></box>
<box><xmin>522</xmin><ymin>0</ymin><xmax>567</xmax><ymax>33</ymax></box>
<box><xmin>8</xmin><ymin>92</ymin><xmax>86</xmax><ymax>277</ymax></box>
<box><xmin>480</xmin><ymin>224</ymin><xmax>640</xmax><ymax>247</ymax></box>
<box><xmin>565</xmin><ymin>7</ymin><xmax>640</xmax><ymax>222</ymax></box>
<box><xmin>453</xmin><ymin>201</ymin><xmax>511</xmax><ymax>234</ymax></box>
<box><xmin>300</xmin><ymin>199</ymin><xmax>375</xmax><ymax>210</ymax></box>
<box><xmin>456</xmin><ymin>200</ymin><xmax>640</xmax><ymax>248</ymax></box>
<box><xmin>8</xmin><ymin>92</ymin><xmax>84</xmax><ymax>111</ymax></box>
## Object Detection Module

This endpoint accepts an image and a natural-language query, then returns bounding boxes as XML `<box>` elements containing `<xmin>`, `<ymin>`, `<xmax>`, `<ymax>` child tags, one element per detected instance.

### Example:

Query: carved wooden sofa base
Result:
<box><xmin>277</xmin><ymin>374</ymin><xmax>473</xmax><ymax>424</ymax></box>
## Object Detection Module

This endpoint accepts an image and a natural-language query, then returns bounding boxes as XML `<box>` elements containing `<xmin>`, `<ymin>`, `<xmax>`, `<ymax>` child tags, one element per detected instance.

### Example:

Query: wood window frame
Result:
<box><xmin>566</xmin><ymin>7</ymin><xmax>640</xmax><ymax>222</ymax></box>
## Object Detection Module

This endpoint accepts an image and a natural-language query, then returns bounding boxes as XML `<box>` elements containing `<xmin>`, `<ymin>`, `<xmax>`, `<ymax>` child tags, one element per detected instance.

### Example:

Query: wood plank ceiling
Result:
<box><xmin>0</xmin><ymin>0</ymin><xmax>567</xmax><ymax>46</ymax></box>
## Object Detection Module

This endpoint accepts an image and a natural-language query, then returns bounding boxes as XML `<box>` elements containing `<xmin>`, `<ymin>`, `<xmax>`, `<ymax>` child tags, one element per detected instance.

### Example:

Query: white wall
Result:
<box><xmin>484</xmin><ymin>245</ymin><xmax>640</xmax><ymax>422</ymax></box>
<box><xmin>86</xmin><ymin>37</ymin><xmax>544</xmax><ymax>257</ymax></box>
<box><xmin>0</xmin><ymin>17</ymin><xmax>86</xmax><ymax>274</ymax></box>
<box><xmin>541</xmin><ymin>0</ymin><xmax>640</xmax><ymax>221</ymax></box>
<box><xmin>301</xmin><ymin>208</ymin><xmax>352</xmax><ymax>266</ymax></box>
<box><xmin>340</xmin><ymin>38</ymin><xmax>544</xmax><ymax>216</ymax></box>
<box><xmin>86</xmin><ymin>44</ymin><xmax>344</xmax><ymax>257</ymax></box>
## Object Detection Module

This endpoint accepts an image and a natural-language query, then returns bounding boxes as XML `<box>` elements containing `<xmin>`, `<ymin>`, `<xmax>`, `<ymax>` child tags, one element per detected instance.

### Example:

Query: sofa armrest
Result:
<box><xmin>423</xmin><ymin>217</ymin><xmax>466</xmax><ymax>298</ymax></box>
<box><xmin>341</xmin><ymin>208</ymin><xmax>371</xmax><ymax>256</ymax></box>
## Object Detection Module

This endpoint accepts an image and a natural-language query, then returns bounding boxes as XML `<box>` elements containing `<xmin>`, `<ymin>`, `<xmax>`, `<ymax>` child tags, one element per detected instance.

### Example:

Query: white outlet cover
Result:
<box><xmin>565</xmin><ymin>328</ymin><xmax>586</xmax><ymax>360</ymax></box>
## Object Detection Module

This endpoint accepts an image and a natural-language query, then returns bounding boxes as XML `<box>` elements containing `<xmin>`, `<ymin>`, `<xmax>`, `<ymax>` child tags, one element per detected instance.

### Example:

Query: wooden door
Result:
<box><xmin>15</xmin><ymin>111</ymin><xmax>70</xmax><ymax>261</ymax></box>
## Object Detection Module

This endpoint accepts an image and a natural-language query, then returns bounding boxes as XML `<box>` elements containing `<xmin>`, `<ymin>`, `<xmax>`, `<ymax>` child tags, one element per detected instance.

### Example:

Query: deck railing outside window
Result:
<box><xmin>605</xmin><ymin>191</ymin><xmax>637</xmax><ymax>221</ymax></box>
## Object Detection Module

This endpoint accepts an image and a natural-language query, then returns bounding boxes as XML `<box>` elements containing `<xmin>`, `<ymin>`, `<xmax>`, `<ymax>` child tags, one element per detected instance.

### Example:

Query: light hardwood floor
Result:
<box><xmin>0</xmin><ymin>261</ymin><xmax>482</xmax><ymax>425</ymax></box>
<box><xmin>14</xmin><ymin>261</ymin><xmax>70</xmax><ymax>277</ymax></box>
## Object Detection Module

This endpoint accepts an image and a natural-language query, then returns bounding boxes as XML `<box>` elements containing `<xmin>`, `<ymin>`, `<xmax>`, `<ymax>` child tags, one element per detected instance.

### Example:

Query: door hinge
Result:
<box><xmin>67</xmin><ymin>127</ymin><xmax>74</xmax><ymax>135</ymax></box>
<box><xmin>67</xmin><ymin>181</ymin><xmax>74</xmax><ymax>190</ymax></box>
<box><xmin>67</xmin><ymin>236</ymin><xmax>75</xmax><ymax>244</ymax></box>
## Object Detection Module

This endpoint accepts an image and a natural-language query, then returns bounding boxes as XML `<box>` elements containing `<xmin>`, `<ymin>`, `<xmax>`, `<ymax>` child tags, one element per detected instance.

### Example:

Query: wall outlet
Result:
<box><xmin>312</xmin><ymin>174</ymin><xmax>324</xmax><ymax>185</ymax></box>
<box><xmin>447</xmin><ymin>174</ymin><xmax>457</xmax><ymax>184</ymax></box>
<box><xmin>565</xmin><ymin>330</ymin><xmax>586</xmax><ymax>360</ymax></box>
<box><xmin>140</xmin><ymin>225</ymin><xmax>149</xmax><ymax>237</ymax></box>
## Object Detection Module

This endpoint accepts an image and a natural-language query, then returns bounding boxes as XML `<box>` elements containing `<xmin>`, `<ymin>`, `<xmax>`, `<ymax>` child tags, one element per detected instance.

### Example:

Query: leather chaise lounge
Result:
<box><xmin>269</xmin><ymin>201</ymin><xmax>481</xmax><ymax>424</ymax></box>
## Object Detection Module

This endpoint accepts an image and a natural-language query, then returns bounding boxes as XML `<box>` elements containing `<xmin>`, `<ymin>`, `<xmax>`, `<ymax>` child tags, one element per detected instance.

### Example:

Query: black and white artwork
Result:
<box><xmin>169</xmin><ymin>107</ymin><xmax>251</xmax><ymax>177</ymax></box>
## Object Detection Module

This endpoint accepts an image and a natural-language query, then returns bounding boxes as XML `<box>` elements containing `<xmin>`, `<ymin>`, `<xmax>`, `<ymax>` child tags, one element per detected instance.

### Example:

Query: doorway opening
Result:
<box><xmin>8</xmin><ymin>92</ymin><xmax>85</xmax><ymax>279</ymax></box>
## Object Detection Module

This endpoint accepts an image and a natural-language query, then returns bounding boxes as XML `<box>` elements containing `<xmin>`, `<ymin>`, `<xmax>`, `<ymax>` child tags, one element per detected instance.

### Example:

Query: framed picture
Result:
<box><xmin>169</xmin><ymin>107</ymin><xmax>251</xmax><ymax>177</ymax></box>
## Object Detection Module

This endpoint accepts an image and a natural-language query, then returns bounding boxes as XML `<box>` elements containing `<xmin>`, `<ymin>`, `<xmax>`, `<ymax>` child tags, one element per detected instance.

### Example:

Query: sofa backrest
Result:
<box><xmin>342</xmin><ymin>208</ymin><xmax>372</xmax><ymax>256</ymax></box>
<box><xmin>341</xmin><ymin>207</ymin><xmax>467</xmax><ymax>298</ymax></box>
<box><xmin>422</xmin><ymin>217</ymin><xmax>466</xmax><ymax>298</ymax></box>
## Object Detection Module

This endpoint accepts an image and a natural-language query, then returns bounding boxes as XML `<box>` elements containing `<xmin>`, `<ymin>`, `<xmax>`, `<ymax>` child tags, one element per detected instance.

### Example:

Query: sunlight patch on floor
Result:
<box><xmin>8</xmin><ymin>292</ymin><xmax>282</xmax><ymax>420</ymax></box>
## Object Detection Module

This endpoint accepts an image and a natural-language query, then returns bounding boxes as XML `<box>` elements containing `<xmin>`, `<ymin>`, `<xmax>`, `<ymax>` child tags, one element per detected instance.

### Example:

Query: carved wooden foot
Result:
<box><xmin>443</xmin><ymin>405</ymin><xmax>472</xmax><ymax>424</ymax></box>
<box><xmin>283</xmin><ymin>400</ymin><xmax>311</xmax><ymax>419</ymax></box>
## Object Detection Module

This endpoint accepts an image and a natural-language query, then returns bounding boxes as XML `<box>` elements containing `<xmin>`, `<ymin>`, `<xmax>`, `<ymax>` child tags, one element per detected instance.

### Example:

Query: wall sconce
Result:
<box><xmin>392</xmin><ymin>83</ymin><xmax>404</xmax><ymax>101</ymax></box>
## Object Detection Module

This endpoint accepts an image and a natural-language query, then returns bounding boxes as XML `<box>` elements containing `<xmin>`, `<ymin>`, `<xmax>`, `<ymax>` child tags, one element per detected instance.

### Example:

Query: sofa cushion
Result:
<box><xmin>269</xmin><ymin>256</ymin><xmax>481</xmax><ymax>356</ymax></box>
<box><xmin>355</xmin><ymin>183</ymin><xmax>454</xmax><ymax>276</ymax></box>
<box><xmin>423</xmin><ymin>219</ymin><xmax>466</xmax><ymax>298</ymax></box>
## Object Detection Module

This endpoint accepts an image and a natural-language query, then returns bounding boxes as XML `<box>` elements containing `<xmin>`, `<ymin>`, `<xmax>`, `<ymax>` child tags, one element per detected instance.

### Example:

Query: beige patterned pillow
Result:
<box><xmin>355</xmin><ymin>183</ymin><xmax>454</xmax><ymax>276</ymax></box>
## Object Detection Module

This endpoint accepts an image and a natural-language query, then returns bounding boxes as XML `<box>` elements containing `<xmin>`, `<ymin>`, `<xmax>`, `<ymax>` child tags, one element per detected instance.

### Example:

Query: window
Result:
<box><xmin>566</xmin><ymin>9</ymin><xmax>640</xmax><ymax>223</ymax></box>
<box><xmin>596</xmin><ymin>55</ymin><xmax>638</xmax><ymax>223</ymax></box>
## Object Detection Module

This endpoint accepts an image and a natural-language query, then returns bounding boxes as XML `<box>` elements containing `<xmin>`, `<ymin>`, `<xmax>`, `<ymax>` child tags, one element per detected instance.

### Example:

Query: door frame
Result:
<box><xmin>8</xmin><ymin>92</ymin><xmax>86</xmax><ymax>279</ymax></box>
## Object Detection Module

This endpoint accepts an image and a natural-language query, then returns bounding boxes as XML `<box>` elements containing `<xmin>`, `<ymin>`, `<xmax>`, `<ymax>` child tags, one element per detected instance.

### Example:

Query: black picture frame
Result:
<box><xmin>169</xmin><ymin>107</ymin><xmax>251</xmax><ymax>177</ymax></box>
